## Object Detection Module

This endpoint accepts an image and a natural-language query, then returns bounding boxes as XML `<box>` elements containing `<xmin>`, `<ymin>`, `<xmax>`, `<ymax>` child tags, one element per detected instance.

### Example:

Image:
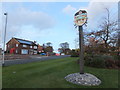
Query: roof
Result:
<box><xmin>14</xmin><ymin>38</ymin><xmax>37</xmax><ymax>45</ymax></box>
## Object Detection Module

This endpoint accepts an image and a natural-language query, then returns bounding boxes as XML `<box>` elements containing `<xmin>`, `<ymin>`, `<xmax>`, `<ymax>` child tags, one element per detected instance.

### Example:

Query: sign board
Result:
<box><xmin>74</xmin><ymin>10</ymin><xmax>87</xmax><ymax>26</ymax></box>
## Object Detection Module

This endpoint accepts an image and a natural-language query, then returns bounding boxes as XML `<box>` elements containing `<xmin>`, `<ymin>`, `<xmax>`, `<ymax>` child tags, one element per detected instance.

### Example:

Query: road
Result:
<box><xmin>3</xmin><ymin>55</ymin><xmax>70</xmax><ymax>66</ymax></box>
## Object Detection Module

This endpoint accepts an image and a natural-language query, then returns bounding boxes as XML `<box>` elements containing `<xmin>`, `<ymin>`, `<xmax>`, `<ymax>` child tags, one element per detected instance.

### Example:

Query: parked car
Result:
<box><xmin>56</xmin><ymin>53</ymin><xmax>60</xmax><ymax>56</ymax></box>
<box><xmin>61</xmin><ymin>53</ymin><xmax>65</xmax><ymax>55</ymax></box>
<box><xmin>40</xmin><ymin>53</ymin><xmax>46</xmax><ymax>55</ymax></box>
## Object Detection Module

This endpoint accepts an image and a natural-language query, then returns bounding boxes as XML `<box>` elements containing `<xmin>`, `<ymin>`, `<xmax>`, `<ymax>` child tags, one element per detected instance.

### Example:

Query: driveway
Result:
<box><xmin>3</xmin><ymin>55</ymin><xmax>70</xmax><ymax>66</ymax></box>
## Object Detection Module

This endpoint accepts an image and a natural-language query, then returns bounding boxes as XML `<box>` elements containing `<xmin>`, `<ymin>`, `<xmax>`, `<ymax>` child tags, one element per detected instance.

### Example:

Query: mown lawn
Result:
<box><xmin>2</xmin><ymin>57</ymin><xmax>118</xmax><ymax>88</ymax></box>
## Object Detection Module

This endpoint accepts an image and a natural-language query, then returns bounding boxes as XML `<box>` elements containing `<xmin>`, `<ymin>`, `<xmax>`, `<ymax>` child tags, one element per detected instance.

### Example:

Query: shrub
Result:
<box><xmin>113</xmin><ymin>55</ymin><xmax>120</xmax><ymax>60</ymax></box>
<box><xmin>84</xmin><ymin>54</ymin><xmax>120</xmax><ymax>69</ymax></box>
<box><xmin>70</xmin><ymin>50</ymin><xmax>79</xmax><ymax>57</ymax></box>
<box><xmin>104</xmin><ymin>57</ymin><xmax>120</xmax><ymax>69</ymax></box>
<box><xmin>101</xmin><ymin>55</ymin><xmax>114</xmax><ymax>60</ymax></box>
<box><xmin>84</xmin><ymin>55</ymin><xmax>106</xmax><ymax>68</ymax></box>
<box><xmin>105</xmin><ymin>59</ymin><xmax>115</xmax><ymax>68</ymax></box>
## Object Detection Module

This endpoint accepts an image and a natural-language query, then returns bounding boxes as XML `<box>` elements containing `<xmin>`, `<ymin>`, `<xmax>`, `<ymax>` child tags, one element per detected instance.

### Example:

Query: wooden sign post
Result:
<box><xmin>74</xmin><ymin>10</ymin><xmax>87</xmax><ymax>74</ymax></box>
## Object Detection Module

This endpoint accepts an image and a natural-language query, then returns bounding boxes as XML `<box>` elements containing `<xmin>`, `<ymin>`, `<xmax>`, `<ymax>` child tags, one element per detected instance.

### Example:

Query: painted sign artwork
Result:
<box><xmin>74</xmin><ymin>10</ymin><xmax>87</xmax><ymax>26</ymax></box>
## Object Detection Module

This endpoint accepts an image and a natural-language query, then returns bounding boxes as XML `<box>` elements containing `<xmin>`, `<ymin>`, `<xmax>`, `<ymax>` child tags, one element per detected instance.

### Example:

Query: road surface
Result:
<box><xmin>2</xmin><ymin>55</ymin><xmax>70</xmax><ymax>66</ymax></box>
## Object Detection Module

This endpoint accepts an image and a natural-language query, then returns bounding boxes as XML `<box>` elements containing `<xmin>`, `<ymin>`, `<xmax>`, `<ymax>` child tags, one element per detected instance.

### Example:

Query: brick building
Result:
<box><xmin>6</xmin><ymin>37</ymin><xmax>41</xmax><ymax>55</ymax></box>
<box><xmin>37</xmin><ymin>44</ymin><xmax>44</xmax><ymax>53</ymax></box>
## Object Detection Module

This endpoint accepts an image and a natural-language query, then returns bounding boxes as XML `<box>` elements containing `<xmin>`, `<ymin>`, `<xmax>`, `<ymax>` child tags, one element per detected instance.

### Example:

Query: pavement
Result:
<box><xmin>4</xmin><ymin>54</ymin><xmax>31</xmax><ymax>60</ymax></box>
<box><xmin>2</xmin><ymin>55</ymin><xmax>70</xmax><ymax>66</ymax></box>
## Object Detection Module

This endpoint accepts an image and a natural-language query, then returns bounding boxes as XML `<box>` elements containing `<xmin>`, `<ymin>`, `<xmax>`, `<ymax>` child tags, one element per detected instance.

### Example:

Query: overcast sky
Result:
<box><xmin>0</xmin><ymin>0</ymin><xmax>118</xmax><ymax>52</ymax></box>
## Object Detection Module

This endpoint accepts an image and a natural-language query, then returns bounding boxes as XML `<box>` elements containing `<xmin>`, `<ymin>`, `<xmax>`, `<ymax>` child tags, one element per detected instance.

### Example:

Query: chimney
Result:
<box><xmin>34</xmin><ymin>41</ymin><xmax>36</xmax><ymax>44</ymax></box>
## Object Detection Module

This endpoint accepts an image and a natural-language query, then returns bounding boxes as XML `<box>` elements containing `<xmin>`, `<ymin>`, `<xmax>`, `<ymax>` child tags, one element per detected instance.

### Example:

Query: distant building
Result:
<box><xmin>37</xmin><ymin>44</ymin><xmax>43</xmax><ymax>53</ymax></box>
<box><xmin>6</xmin><ymin>37</ymin><xmax>41</xmax><ymax>55</ymax></box>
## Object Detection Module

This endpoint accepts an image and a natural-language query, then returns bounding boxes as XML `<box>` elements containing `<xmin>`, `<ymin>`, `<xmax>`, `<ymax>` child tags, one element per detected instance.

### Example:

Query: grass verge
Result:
<box><xmin>2</xmin><ymin>57</ymin><xmax>118</xmax><ymax>88</ymax></box>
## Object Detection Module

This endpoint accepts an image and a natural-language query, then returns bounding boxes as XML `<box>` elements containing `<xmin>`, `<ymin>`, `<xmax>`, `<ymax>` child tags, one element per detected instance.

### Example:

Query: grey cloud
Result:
<box><xmin>8</xmin><ymin>8</ymin><xmax>55</xmax><ymax>30</ymax></box>
<box><xmin>1</xmin><ymin>7</ymin><xmax>55</xmax><ymax>44</ymax></box>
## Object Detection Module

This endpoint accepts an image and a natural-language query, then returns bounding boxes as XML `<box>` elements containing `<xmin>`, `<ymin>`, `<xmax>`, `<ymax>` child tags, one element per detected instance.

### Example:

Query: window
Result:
<box><xmin>8</xmin><ymin>45</ymin><xmax>9</xmax><ymax>48</ymax></box>
<box><xmin>34</xmin><ymin>46</ymin><xmax>37</xmax><ymax>49</ymax></box>
<box><xmin>21</xmin><ymin>49</ymin><xmax>28</xmax><ymax>54</ymax></box>
<box><xmin>16</xmin><ymin>44</ymin><xmax>18</xmax><ymax>47</ymax></box>
<box><xmin>34</xmin><ymin>50</ymin><xmax>37</xmax><ymax>54</ymax></box>
<box><xmin>30</xmin><ymin>46</ymin><xmax>32</xmax><ymax>48</ymax></box>
<box><xmin>23</xmin><ymin>45</ymin><xmax>27</xmax><ymax>47</ymax></box>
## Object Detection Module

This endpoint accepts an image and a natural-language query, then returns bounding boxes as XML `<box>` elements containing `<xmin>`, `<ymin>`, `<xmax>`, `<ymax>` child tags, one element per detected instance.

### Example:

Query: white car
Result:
<box><xmin>61</xmin><ymin>53</ymin><xmax>65</xmax><ymax>55</ymax></box>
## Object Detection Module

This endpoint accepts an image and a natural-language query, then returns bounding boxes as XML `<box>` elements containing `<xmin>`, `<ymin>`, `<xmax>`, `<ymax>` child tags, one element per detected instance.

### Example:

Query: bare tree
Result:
<box><xmin>59</xmin><ymin>42</ymin><xmax>70</xmax><ymax>55</ymax></box>
<box><xmin>59</xmin><ymin>42</ymin><xmax>69</xmax><ymax>49</ymax></box>
<box><xmin>46</xmin><ymin>42</ymin><xmax>52</xmax><ymax>47</ymax></box>
<box><xmin>85</xmin><ymin>8</ymin><xmax>118</xmax><ymax>53</ymax></box>
<box><xmin>42</xmin><ymin>42</ymin><xmax>53</xmax><ymax>54</ymax></box>
<box><xmin>98</xmin><ymin>8</ymin><xmax>118</xmax><ymax>48</ymax></box>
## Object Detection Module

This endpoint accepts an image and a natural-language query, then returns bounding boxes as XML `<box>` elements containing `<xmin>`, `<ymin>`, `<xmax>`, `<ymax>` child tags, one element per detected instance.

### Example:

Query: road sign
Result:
<box><xmin>74</xmin><ymin>10</ymin><xmax>87</xmax><ymax>26</ymax></box>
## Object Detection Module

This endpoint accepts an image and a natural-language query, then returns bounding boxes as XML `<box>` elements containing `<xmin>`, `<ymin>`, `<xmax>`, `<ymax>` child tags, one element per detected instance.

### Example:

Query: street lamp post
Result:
<box><xmin>3</xmin><ymin>12</ymin><xmax>8</xmax><ymax>66</ymax></box>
